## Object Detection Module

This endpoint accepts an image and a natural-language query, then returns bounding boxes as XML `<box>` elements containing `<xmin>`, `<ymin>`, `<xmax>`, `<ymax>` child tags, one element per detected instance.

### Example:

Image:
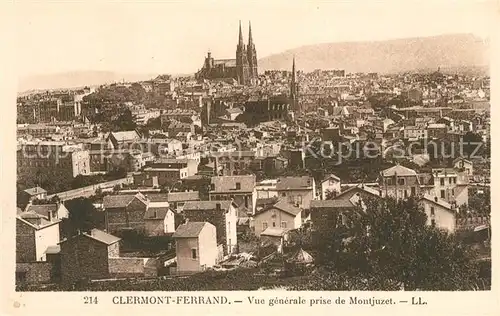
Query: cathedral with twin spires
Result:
<box><xmin>196</xmin><ymin>21</ymin><xmax>258</xmax><ymax>85</ymax></box>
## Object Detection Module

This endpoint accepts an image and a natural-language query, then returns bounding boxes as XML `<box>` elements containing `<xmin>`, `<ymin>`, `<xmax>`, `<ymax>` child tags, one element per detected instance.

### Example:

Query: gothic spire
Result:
<box><xmin>248</xmin><ymin>21</ymin><xmax>253</xmax><ymax>45</ymax></box>
<box><xmin>238</xmin><ymin>20</ymin><xmax>244</xmax><ymax>46</ymax></box>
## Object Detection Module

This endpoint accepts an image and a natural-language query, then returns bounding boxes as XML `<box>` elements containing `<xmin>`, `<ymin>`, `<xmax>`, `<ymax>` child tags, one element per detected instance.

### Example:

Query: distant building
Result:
<box><xmin>276</xmin><ymin>176</ymin><xmax>316</xmax><ymax>210</ymax></box>
<box><xmin>209</xmin><ymin>175</ymin><xmax>257</xmax><ymax>214</ymax></box>
<box><xmin>196</xmin><ymin>21</ymin><xmax>258</xmax><ymax>85</ymax></box>
<box><xmin>103</xmin><ymin>193</ymin><xmax>149</xmax><ymax>234</ymax></box>
<box><xmin>418</xmin><ymin>195</ymin><xmax>456</xmax><ymax>233</ymax></box>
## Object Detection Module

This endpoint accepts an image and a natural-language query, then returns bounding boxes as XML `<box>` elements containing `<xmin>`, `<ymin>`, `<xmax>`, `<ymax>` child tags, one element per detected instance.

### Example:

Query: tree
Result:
<box><xmin>313</xmin><ymin>196</ymin><xmax>483</xmax><ymax>290</ymax></box>
<box><xmin>61</xmin><ymin>198</ymin><xmax>104</xmax><ymax>238</ymax></box>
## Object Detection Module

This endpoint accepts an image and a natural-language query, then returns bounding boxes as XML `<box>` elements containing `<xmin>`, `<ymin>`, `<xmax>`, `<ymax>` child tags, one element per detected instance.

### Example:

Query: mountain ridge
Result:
<box><xmin>258</xmin><ymin>33</ymin><xmax>489</xmax><ymax>74</ymax></box>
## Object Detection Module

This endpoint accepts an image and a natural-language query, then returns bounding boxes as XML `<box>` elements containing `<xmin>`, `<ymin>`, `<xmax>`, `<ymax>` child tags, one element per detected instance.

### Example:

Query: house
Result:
<box><xmin>260</xmin><ymin>227</ymin><xmax>290</xmax><ymax>254</ymax></box>
<box><xmin>107</xmin><ymin>130</ymin><xmax>142</xmax><ymax>150</ymax></box>
<box><xmin>379</xmin><ymin>165</ymin><xmax>421</xmax><ymax>200</ymax></box>
<box><xmin>102</xmin><ymin>193</ymin><xmax>149</xmax><ymax>234</ymax></box>
<box><xmin>431</xmin><ymin>168</ymin><xmax>469</xmax><ymax>207</ymax></box>
<box><xmin>21</xmin><ymin>187</ymin><xmax>47</xmax><ymax>202</ymax></box>
<box><xmin>320</xmin><ymin>174</ymin><xmax>341</xmax><ymax>200</ymax></box>
<box><xmin>453</xmin><ymin>157</ymin><xmax>473</xmax><ymax>175</ymax></box>
<box><xmin>144</xmin><ymin>206</ymin><xmax>175</xmax><ymax>236</ymax></box>
<box><xmin>253</xmin><ymin>199</ymin><xmax>302</xmax><ymax>237</ymax></box>
<box><xmin>418</xmin><ymin>195</ymin><xmax>456</xmax><ymax>233</ymax></box>
<box><xmin>25</xmin><ymin>203</ymin><xmax>69</xmax><ymax>220</ymax></box>
<box><xmin>212</xmin><ymin>150</ymin><xmax>256</xmax><ymax>176</ymax></box>
<box><xmin>172</xmin><ymin>222</ymin><xmax>218</xmax><ymax>274</ymax></box>
<box><xmin>209</xmin><ymin>175</ymin><xmax>257</xmax><ymax>214</ymax></box>
<box><xmin>276</xmin><ymin>176</ymin><xmax>316</xmax><ymax>209</ymax></box>
<box><xmin>16</xmin><ymin>212</ymin><xmax>61</xmax><ymax>262</ymax></box>
<box><xmin>182</xmin><ymin>201</ymin><xmax>238</xmax><ymax>256</ymax></box>
<box><xmin>59</xmin><ymin>229</ymin><xmax>121</xmax><ymax>283</ymax></box>
<box><xmin>167</xmin><ymin>191</ymin><xmax>200</xmax><ymax>212</ymax></box>
<box><xmin>310</xmin><ymin>199</ymin><xmax>359</xmax><ymax>230</ymax></box>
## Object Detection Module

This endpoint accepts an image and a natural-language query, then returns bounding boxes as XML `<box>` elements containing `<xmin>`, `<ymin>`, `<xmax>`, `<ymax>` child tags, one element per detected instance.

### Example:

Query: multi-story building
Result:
<box><xmin>182</xmin><ymin>201</ymin><xmax>238</xmax><ymax>256</ymax></box>
<box><xmin>17</xmin><ymin>141</ymin><xmax>90</xmax><ymax>182</ymax></box>
<box><xmin>212</xmin><ymin>151</ymin><xmax>256</xmax><ymax>176</ymax></box>
<box><xmin>431</xmin><ymin>168</ymin><xmax>469</xmax><ymax>207</ymax></box>
<box><xmin>379</xmin><ymin>165</ymin><xmax>421</xmax><ymax>200</ymax></box>
<box><xmin>276</xmin><ymin>176</ymin><xmax>316</xmax><ymax>210</ymax></box>
<box><xmin>16</xmin><ymin>211</ymin><xmax>61</xmax><ymax>262</ymax></box>
<box><xmin>209</xmin><ymin>175</ymin><xmax>257</xmax><ymax>214</ymax></box>
<box><xmin>103</xmin><ymin>193</ymin><xmax>149</xmax><ymax>234</ymax></box>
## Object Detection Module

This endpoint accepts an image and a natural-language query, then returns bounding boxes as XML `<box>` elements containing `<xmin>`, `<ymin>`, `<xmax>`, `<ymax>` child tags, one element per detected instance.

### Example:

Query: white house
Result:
<box><xmin>419</xmin><ymin>195</ymin><xmax>456</xmax><ymax>233</ymax></box>
<box><xmin>320</xmin><ymin>174</ymin><xmax>341</xmax><ymax>200</ymax></box>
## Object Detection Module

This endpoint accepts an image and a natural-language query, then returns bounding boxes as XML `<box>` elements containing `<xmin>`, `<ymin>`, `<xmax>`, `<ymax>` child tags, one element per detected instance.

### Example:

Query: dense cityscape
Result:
<box><xmin>16</xmin><ymin>21</ymin><xmax>491</xmax><ymax>291</ymax></box>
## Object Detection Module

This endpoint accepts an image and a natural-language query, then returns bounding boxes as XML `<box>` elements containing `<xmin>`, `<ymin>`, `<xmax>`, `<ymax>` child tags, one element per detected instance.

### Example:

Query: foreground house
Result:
<box><xmin>418</xmin><ymin>195</ymin><xmax>456</xmax><ymax>233</ymax></box>
<box><xmin>16</xmin><ymin>212</ymin><xmax>61</xmax><ymax>262</ymax></box>
<box><xmin>59</xmin><ymin>229</ymin><xmax>121</xmax><ymax>283</ymax></box>
<box><xmin>182</xmin><ymin>201</ymin><xmax>238</xmax><ymax>256</ymax></box>
<box><xmin>172</xmin><ymin>222</ymin><xmax>218</xmax><ymax>274</ymax></box>
<box><xmin>253</xmin><ymin>199</ymin><xmax>302</xmax><ymax>237</ymax></box>
<box><xmin>103</xmin><ymin>193</ymin><xmax>149</xmax><ymax>234</ymax></box>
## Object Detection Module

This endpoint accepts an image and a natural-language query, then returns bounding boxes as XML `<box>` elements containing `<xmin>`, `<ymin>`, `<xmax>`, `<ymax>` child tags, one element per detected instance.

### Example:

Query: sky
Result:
<box><xmin>14</xmin><ymin>0</ymin><xmax>495</xmax><ymax>78</ymax></box>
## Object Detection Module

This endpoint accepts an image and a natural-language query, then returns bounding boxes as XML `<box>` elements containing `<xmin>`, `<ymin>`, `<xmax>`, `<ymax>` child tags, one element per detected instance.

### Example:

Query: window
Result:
<box><xmin>449</xmin><ymin>178</ymin><xmax>452</xmax><ymax>184</ymax></box>
<box><xmin>404</xmin><ymin>190</ymin><xmax>408</xmax><ymax>198</ymax></box>
<box><xmin>451</xmin><ymin>189</ymin><xmax>455</xmax><ymax>196</ymax></box>
<box><xmin>282</xmin><ymin>192</ymin><xmax>286</xmax><ymax>197</ymax></box>
<box><xmin>430</xmin><ymin>207</ymin><xmax>435</xmax><ymax>216</ymax></box>
<box><xmin>411</xmin><ymin>187</ymin><xmax>416</xmax><ymax>196</ymax></box>
<box><xmin>281</xmin><ymin>221</ymin><xmax>287</xmax><ymax>228</ymax></box>
<box><xmin>440</xmin><ymin>178</ymin><xmax>445</xmax><ymax>186</ymax></box>
<box><xmin>387</xmin><ymin>178</ymin><xmax>393</xmax><ymax>185</ymax></box>
<box><xmin>431</xmin><ymin>219</ymin><xmax>436</xmax><ymax>227</ymax></box>
<box><xmin>398</xmin><ymin>178</ymin><xmax>405</xmax><ymax>185</ymax></box>
<box><xmin>235</xmin><ymin>182</ymin><xmax>241</xmax><ymax>190</ymax></box>
<box><xmin>453</xmin><ymin>178</ymin><xmax>457</xmax><ymax>184</ymax></box>
<box><xmin>191</xmin><ymin>249</ymin><xmax>197</xmax><ymax>259</ymax></box>
<box><xmin>272</xmin><ymin>222</ymin><xmax>276</xmax><ymax>227</ymax></box>
<box><xmin>262</xmin><ymin>222</ymin><xmax>268</xmax><ymax>230</ymax></box>
<box><xmin>440</xmin><ymin>190</ymin><xmax>445</xmax><ymax>198</ymax></box>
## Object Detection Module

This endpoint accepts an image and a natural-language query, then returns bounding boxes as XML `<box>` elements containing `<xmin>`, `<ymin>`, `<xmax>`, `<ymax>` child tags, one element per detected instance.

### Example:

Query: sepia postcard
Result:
<box><xmin>1</xmin><ymin>0</ymin><xmax>499</xmax><ymax>315</ymax></box>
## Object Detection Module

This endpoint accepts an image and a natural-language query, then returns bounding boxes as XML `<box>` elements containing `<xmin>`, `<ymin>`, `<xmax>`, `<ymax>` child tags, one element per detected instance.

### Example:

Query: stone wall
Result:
<box><xmin>16</xmin><ymin>262</ymin><xmax>54</xmax><ymax>285</ymax></box>
<box><xmin>108</xmin><ymin>257</ymin><xmax>146</xmax><ymax>278</ymax></box>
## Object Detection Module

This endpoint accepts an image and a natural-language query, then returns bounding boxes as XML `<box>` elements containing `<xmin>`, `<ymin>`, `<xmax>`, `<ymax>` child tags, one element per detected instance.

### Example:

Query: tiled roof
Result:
<box><xmin>272</xmin><ymin>199</ymin><xmax>302</xmax><ymax>216</ymax></box>
<box><xmin>183</xmin><ymin>200</ymin><xmax>233</xmax><ymax>211</ymax></box>
<box><xmin>23</xmin><ymin>187</ymin><xmax>47</xmax><ymax>196</ymax></box>
<box><xmin>25</xmin><ymin>204</ymin><xmax>57</xmax><ymax>218</ymax></box>
<box><xmin>102</xmin><ymin>195</ymin><xmax>137</xmax><ymax>208</ymax></box>
<box><xmin>261</xmin><ymin>227</ymin><xmax>288</xmax><ymax>237</ymax></box>
<box><xmin>420</xmin><ymin>194</ymin><xmax>453</xmax><ymax>211</ymax></box>
<box><xmin>167</xmin><ymin>191</ymin><xmax>200</xmax><ymax>202</ymax></box>
<box><xmin>85</xmin><ymin>229</ymin><xmax>121</xmax><ymax>245</ymax></box>
<box><xmin>310</xmin><ymin>200</ymin><xmax>356</xmax><ymax>209</ymax></box>
<box><xmin>110</xmin><ymin>131</ymin><xmax>141</xmax><ymax>142</ymax></box>
<box><xmin>172</xmin><ymin>222</ymin><xmax>211</xmax><ymax>238</ymax></box>
<box><xmin>381</xmin><ymin>165</ymin><xmax>417</xmax><ymax>177</ymax></box>
<box><xmin>256</xmin><ymin>197</ymin><xmax>279</xmax><ymax>207</ymax></box>
<box><xmin>276</xmin><ymin>176</ymin><xmax>314</xmax><ymax>190</ymax></box>
<box><xmin>211</xmin><ymin>175</ymin><xmax>256</xmax><ymax>193</ymax></box>
<box><xmin>144</xmin><ymin>207</ymin><xmax>171</xmax><ymax>220</ymax></box>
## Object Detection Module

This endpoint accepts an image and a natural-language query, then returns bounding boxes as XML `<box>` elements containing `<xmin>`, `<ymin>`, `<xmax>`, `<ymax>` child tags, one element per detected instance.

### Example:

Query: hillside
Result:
<box><xmin>18</xmin><ymin>71</ymin><xmax>159</xmax><ymax>93</ymax></box>
<box><xmin>258</xmin><ymin>34</ymin><xmax>489</xmax><ymax>74</ymax></box>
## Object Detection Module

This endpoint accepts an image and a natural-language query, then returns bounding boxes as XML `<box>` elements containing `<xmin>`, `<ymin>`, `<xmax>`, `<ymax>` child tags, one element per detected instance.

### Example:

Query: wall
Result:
<box><xmin>35</xmin><ymin>223</ymin><xmax>60</xmax><ymax>261</ymax></box>
<box><xmin>253</xmin><ymin>208</ymin><xmax>295</xmax><ymax>237</ymax></box>
<box><xmin>16</xmin><ymin>262</ymin><xmax>54</xmax><ymax>285</ymax></box>
<box><xmin>16</xmin><ymin>220</ymin><xmax>36</xmax><ymax>262</ymax></box>
<box><xmin>108</xmin><ymin>257</ymin><xmax>145</xmax><ymax>278</ymax></box>
<box><xmin>321</xmin><ymin>180</ymin><xmax>341</xmax><ymax>200</ymax></box>
<box><xmin>278</xmin><ymin>189</ymin><xmax>314</xmax><ymax>210</ymax></box>
<box><xmin>198</xmin><ymin>224</ymin><xmax>218</xmax><ymax>269</ymax></box>
<box><xmin>175</xmin><ymin>237</ymin><xmax>200</xmax><ymax>273</ymax></box>
<box><xmin>421</xmin><ymin>201</ymin><xmax>456</xmax><ymax>233</ymax></box>
<box><xmin>60</xmin><ymin>236</ymin><xmax>109</xmax><ymax>284</ymax></box>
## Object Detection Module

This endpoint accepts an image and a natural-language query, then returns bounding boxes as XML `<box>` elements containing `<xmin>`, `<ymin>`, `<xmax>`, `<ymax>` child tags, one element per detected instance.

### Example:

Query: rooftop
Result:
<box><xmin>172</xmin><ymin>222</ymin><xmax>212</xmax><ymax>238</ymax></box>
